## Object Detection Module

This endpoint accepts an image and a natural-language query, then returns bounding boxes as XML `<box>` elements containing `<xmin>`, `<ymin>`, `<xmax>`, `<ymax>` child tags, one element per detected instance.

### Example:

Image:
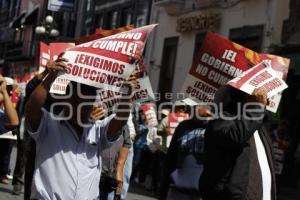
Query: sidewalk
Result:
<box><xmin>0</xmin><ymin>182</ymin><xmax>157</xmax><ymax>200</ymax></box>
<box><xmin>0</xmin><ymin>183</ymin><xmax>22</xmax><ymax>200</ymax></box>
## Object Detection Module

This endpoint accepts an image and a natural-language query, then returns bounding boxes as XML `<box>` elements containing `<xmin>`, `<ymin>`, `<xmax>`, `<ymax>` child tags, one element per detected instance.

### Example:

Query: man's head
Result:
<box><xmin>64</xmin><ymin>81</ymin><xmax>98</xmax><ymax>124</ymax></box>
<box><xmin>174</xmin><ymin>100</ymin><xmax>187</xmax><ymax>113</ymax></box>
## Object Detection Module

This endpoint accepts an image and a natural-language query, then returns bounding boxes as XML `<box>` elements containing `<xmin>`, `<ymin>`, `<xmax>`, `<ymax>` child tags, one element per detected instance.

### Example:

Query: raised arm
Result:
<box><xmin>106</xmin><ymin>82</ymin><xmax>135</xmax><ymax>141</ymax></box>
<box><xmin>25</xmin><ymin>69</ymin><xmax>49</xmax><ymax>102</ymax></box>
<box><xmin>0</xmin><ymin>77</ymin><xmax>19</xmax><ymax>130</ymax></box>
<box><xmin>25</xmin><ymin>58</ymin><xmax>68</xmax><ymax>132</ymax></box>
<box><xmin>210</xmin><ymin>88</ymin><xmax>268</xmax><ymax>149</ymax></box>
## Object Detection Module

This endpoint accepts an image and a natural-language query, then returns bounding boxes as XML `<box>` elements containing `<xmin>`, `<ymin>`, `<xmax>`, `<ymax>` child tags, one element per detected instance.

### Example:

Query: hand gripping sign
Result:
<box><xmin>39</xmin><ymin>42</ymin><xmax>75</xmax><ymax>94</ymax></box>
<box><xmin>228</xmin><ymin>61</ymin><xmax>288</xmax><ymax>99</ymax></box>
<box><xmin>59</xmin><ymin>24</ymin><xmax>157</xmax><ymax>92</ymax></box>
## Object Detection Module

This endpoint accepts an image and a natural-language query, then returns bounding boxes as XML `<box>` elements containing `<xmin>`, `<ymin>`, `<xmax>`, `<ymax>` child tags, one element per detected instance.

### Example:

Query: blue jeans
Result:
<box><xmin>121</xmin><ymin>147</ymin><xmax>134</xmax><ymax>200</ymax></box>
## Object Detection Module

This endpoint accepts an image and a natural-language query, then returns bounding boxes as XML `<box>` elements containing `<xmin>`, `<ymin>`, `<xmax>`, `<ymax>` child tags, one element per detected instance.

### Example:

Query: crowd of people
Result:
<box><xmin>0</xmin><ymin>55</ymin><xmax>299</xmax><ymax>200</ymax></box>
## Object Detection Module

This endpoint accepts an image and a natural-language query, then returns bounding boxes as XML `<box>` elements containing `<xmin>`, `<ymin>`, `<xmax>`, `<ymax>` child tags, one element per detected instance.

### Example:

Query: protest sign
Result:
<box><xmin>260</xmin><ymin>54</ymin><xmax>290</xmax><ymax>112</ymax></box>
<box><xmin>141</xmin><ymin>103</ymin><xmax>158</xmax><ymax>127</ymax></box>
<box><xmin>167</xmin><ymin>112</ymin><xmax>189</xmax><ymax>147</ymax></box>
<box><xmin>181</xmin><ymin>32</ymin><xmax>254</xmax><ymax>103</ymax></box>
<box><xmin>180</xmin><ymin>32</ymin><xmax>290</xmax><ymax>112</ymax></box>
<box><xmin>39</xmin><ymin>42</ymin><xmax>50</xmax><ymax>73</ymax></box>
<box><xmin>228</xmin><ymin>62</ymin><xmax>288</xmax><ymax>98</ymax></box>
<box><xmin>96</xmin><ymin>67</ymin><xmax>155</xmax><ymax>110</ymax></box>
<box><xmin>75</xmin><ymin>25</ymin><xmax>134</xmax><ymax>45</ymax></box>
<box><xmin>39</xmin><ymin>42</ymin><xmax>75</xmax><ymax>94</ymax></box>
<box><xmin>60</xmin><ymin>24</ymin><xmax>157</xmax><ymax>92</ymax></box>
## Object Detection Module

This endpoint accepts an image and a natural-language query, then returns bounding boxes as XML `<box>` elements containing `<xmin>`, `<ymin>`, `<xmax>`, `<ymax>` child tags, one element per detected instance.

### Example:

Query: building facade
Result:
<box><xmin>146</xmin><ymin>0</ymin><xmax>290</xmax><ymax>100</ymax></box>
<box><xmin>93</xmin><ymin>0</ymin><xmax>152</xmax><ymax>31</ymax></box>
<box><xmin>146</xmin><ymin>0</ymin><xmax>300</xmax><ymax>189</ymax></box>
<box><xmin>0</xmin><ymin>0</ymin><xmax>79</xmax><ymax>80</ymax></box>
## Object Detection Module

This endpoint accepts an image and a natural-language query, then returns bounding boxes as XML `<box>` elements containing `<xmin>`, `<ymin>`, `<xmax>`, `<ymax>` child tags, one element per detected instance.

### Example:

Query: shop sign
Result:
<box><xmin>176</xmin><ymin>13</ymin><xmax>218</xmax><ymax>33</ymax></box>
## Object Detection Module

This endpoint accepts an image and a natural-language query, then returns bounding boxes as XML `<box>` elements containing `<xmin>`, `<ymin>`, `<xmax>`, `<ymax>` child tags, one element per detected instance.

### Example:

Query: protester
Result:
<box><xmin>295</xmin><ymin>139</ymin><xmax>300</xmax><ymax>199</ymax></box>
<box><xmin>23</xmin><ymin>60</ymin><xmax>65</xmax><ymax>199</ymax></box>
<box><xmin>11</xmin><ymin>82</ymin><xmax>26</xmax><ymax>195</ymax></box>
<box><xmin>271</xmin><ymin>120</ymin><xmax>290</xmax><ymax>190</ymax></box>
<box><xmin>25</xmin><ymin>56</ymin><xmax>134</xmax><ymax>199</ymax></box>
<box><xmin>160</xmin><ymin>105</ymin><xmax>211</xmax><ymax>200</ymax></box>
<box><xmin>200</xmin><ymin>85</ymin><xmax>276</xmax><ymax>200</ymax></box>
<box><xmin>146</xmin><ymin>118</ymin><xmax>162</xmax><ymax>195</ymax></box>
<box><xmin>157</xmin><ymin>101</ymin><xmax>188</xmax><ymax>151</ymax></box>
<box><xmin>100</xmin><ymin>124</ymin><xmax>131</xmax><ymax>200</ymax></box>
<box><xmin>131</xmin><ymin>109</ymin><xmax>149</xmax><ymax>184</ymax></box>
<box><xmin>121</xmin><ymin>113</ymin><xmax>136</xmax><ymax>200</ymax></box>
<box><xmin>0</xmin><ymin>76</ymin><xmax>19</xmax><ymax>184</ymax></box>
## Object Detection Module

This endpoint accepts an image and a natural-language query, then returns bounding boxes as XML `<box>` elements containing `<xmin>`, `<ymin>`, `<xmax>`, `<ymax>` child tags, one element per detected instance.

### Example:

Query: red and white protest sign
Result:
<box><xmin>39</xmin><ymin>42</ymin><xmax>75</xmax><ymax>94</ymax></box>
<box><xmin>96</xmin><ymin>73</ymin><xmax>155</xmax><ymax>110</ymax></box>
<box><xmin>168</xmin><ymin>112</ymin><xmax>189</xmax><ymax>135</ymax></box>
<box><xmin>59</xmin><ymin>24</ymin><xmax>157</xmax><ymax>92</ymax></box>
<box><xmin>39</xmin><ymin>42</ymin><xmax>50</xmax><ymax>73</ymax></box>
<box><xmin>260</xmin><ymin>54</ymin><xmax>290</xmax><ymax>112</ymax></box>
<box><xmin>75</xmin><ymin>25</ymin><xmax>134</xmax><ymax>45</ymax></box>
<box><xmin>141</xmin><ymin>103</ymin><xmax>158</xmax><ymax>127</ymax></box>
<box><xmin>180</xmin><ymin>32</ymin><xmax>290</xmax><ymax>112</ymax></box>
<box><xmin>228</xmin><ymin>62</ymin><xmax>288</xmax><ymax>98</ymax></box>
<box><xmin>166</xmin><ymin>112</ymin><xmax>189</xmax><ymax>147</ymax></box>
<box><xmin>180</xmin><ymin>32</ymin><xmax>252</xmax><ymax>103</ymax></box>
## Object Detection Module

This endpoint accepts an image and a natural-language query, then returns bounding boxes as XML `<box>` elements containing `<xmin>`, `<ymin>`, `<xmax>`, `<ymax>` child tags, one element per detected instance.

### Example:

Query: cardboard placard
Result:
<box><xmin>180</xmin><ymin>32</ymin><xmax>290</xmax><ymax>112</ymax></box>
<box><xmin>96</xmin><ymin>72</ymin><xmax>155</xmax><ymax>109</ymax></box>
<box><xmin>59</xmin><ymin>24</ymin><xmax>157</xmax><ymax>92</ymax></box>
<box><xmin>228</xmin><ymin>62</ymin><xmax>288</xmax><ymax>98</ymax></box>
<box><xmin>141</xmin><ymin>103</ymin><xmax>158</xmax><ymax>127</ymax></box>
<box><xmin>166</xmin><ymin>112</ymin><xmax>189</xmax><ymax>147</ymax></box>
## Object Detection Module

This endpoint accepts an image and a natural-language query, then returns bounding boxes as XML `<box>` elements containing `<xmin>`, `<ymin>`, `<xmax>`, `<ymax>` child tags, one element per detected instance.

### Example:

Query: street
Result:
<box><xmin>0</xmin><ymin>183</ymin><xmax>157</xmax><ymax>200</ymax></box>
<box><xmin>1</xmin><ymin>145</ymin><xmax>299</xmax><ymax>200</ymax></box>
<box><xmin>0</xmin><ymin>144</ymin><xmax>157</xmax><ymax>200</ymax></box>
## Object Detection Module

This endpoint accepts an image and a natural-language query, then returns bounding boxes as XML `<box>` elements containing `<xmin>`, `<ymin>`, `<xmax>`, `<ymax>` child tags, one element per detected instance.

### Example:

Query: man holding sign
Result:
<box><xmin>25</xmin><ymin>55</ymin><xmax>134</xmax><ymax>199</ymax></box>
<box><xmin>200</xmin><ymin>85</ymin><xmax>276</xmax><ymax>200</ymax></box>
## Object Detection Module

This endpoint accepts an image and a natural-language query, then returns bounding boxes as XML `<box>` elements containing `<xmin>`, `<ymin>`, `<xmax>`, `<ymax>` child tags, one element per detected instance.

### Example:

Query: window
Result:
<box><xmin>111</xmin><ymin>11</ymin><xmax>118</xmax><ymax>29</ymax></box>
<box><xmin>229</xmin><ymin>25</ymin><xmax>264</xmax><ymax>52</ymax></box>
<box><xmin>158</xmin><ymin>37</ymin><xmax>179</xmax><ymax>103</ymax></box>
<box><xmin>121</xmin><ymin>7</ymin><xmax>132</xmax><ymax>26</ymax></box>
<box><xmin>94</xmin><ymin>14</ymin><xmax>104</xmax><ymax>29</ymax></box>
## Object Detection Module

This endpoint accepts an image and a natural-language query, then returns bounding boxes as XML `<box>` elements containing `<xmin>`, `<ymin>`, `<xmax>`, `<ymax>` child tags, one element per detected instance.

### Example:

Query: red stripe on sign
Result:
<box><xmin>232</xmin><ymin>63</ymin><xmax>267</xmax><ymax>89</ymax></box>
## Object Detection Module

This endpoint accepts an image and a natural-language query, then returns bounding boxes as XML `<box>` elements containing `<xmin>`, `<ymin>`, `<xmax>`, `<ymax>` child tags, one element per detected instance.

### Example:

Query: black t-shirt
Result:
<box><xmin>161</xmin><ymin>119</ymin><xmax>208</xmax><ymax>194</ymax></box>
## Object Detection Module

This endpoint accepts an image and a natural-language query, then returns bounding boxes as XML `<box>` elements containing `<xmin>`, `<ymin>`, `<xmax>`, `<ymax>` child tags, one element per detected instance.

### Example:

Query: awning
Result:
<box><xmin>9</xmin><ymin>11</ymin><xmax>26</xmax><ymax>28</ymax></box>
<box><xmin>22</xmin><ymin>6</ymin><xmax>39</xmax><ymax>25</ymax></box>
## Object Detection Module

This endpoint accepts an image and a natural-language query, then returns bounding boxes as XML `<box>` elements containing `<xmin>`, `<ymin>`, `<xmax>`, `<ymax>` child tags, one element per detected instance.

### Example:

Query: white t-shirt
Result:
<box><xmin>254</xmin><ymin>131</ymin><xmax>272</xmax><ymax>200</ymax></box>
